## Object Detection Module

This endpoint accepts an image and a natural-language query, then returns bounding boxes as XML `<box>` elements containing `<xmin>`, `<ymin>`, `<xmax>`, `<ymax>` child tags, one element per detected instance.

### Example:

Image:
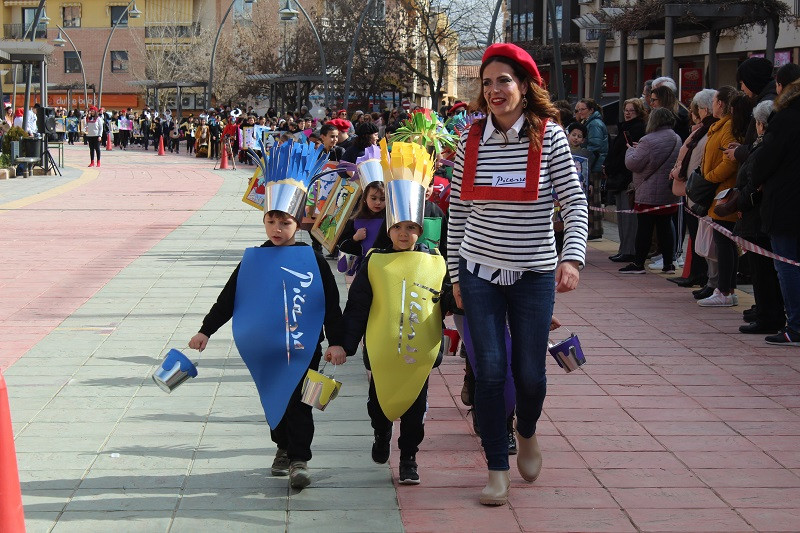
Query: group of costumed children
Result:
<box><xmin>188</xmin><ymin>136</ymin><xmax>452</xmax><ymax>489</ymax></box>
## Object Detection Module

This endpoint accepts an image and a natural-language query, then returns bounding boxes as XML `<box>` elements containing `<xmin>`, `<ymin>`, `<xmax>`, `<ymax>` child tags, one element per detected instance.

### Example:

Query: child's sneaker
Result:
<box><xmin>289</xmin><ymin>461</ymin><xmax>311</xmax><ymax>489</ymax></box>
<box><xmin>271</xmin><ymin>448</ymin><xmax>289</xmax><ymax>476</ymax></box>
<box><xmin>372</xmin><ymin>430</ymin><xmax>391</xmax><ymax>464</ymax></box>
<box><xmin>619</xmin><ymin>263</ymin><xmax>646</xmax><ymax>274</ymax></box>
<box><xmin>765</xmin><ymin>328</ymin><xmax>800</xmax><ymax>347</ymax></box>
<box><xmin>399</xmin><ymin>457</ymin><xmax>420</xmax><ymax>485</ymax></box>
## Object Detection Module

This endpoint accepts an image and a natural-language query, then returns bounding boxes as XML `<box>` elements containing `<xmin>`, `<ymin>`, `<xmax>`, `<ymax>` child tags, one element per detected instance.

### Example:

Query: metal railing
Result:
<box><xmin>4</xmin><ymin>23</ymin><xmax>46</xmax><ymax>39</ymax></box>
<box><xmin>145</xmin><ymin>23</ymin><xmax>201</xmax><ymax>38</ymax></box>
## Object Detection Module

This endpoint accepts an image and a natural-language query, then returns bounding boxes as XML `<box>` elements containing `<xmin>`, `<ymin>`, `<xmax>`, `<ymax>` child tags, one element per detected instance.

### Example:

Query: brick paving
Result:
<box><xmin>2</xmin><ymin>145</ymin><xmax>799</xmax><ymax>532</ymax></box>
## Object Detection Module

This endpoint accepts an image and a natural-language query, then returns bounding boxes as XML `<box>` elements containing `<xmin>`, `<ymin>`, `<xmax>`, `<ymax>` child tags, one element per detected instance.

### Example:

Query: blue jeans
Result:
<box><xmin>770</xmin><ymin>234</ymin><xmax>800</xmax><ymax>332</ymax></box>
<box><xmin>459</xmin><ymin>259</ymin><xmax>554</xmax><ymax>470</ymax></box>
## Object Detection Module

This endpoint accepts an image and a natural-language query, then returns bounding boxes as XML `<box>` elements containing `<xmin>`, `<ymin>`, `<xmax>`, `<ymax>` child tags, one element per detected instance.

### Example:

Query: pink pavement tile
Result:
<box><xmin>608</xmin><ymin>487</ymin><xmax>728</xmax><ymax>509</ymax></box>
<box><xmin>726</xmin><ymin>421</ymin><xmax>800</xmax><ymax>436</ymax></box>
<box><xmin>710</xmin><ymin>408</ymin><xmax>800</xmax><ymax>422</ymax></box>
<box><xmin>715</xmin><ymin>487</ymin><xmax>800</xmax><ymax>508</ymax></box>
<box><xmin>543</xmin><ymin>394</ymin><xmax>620</xmax><ymax>409</ymax></box>
<box><xmin>625</xmin><ymin>508</ymin><xmax>754</xmax><ymax>532</ymax></box>
<box><xmin>401</xmin><ymin>467</ymin><xmax>486</xmax><ymax>488</ymax></box>
<box><xmin>506</xmin><ymin>486</ymin><xmax>618</xmax><ymax>508</ymax></box>
<box><xmin>639</xmin><ymin>421</ymin><xmax>737</xmax><ymax>436</ymax></box>
<box><xmin>515</xmin><ymin>507</ymin><xmax>636</xmax><ymax>533</ymax></box>
<box><xmin>673</xmin><ymin>450</ymin><xmax>784</xmax><ymax>469</ymax></box>
<box><xmin>402</xmin><ymin>507</ymin><xmax>522</xmax><ymax>533</ymax></box>
<box><xmin>735</xmin><ymin>508</ymin><xmax>800</xmax><ymax>532</ymax></box>
<box><xmin>694</xmin><ymin>395</ymin><xmax>783</xmax><ymax>409</ymax></box>
<box><xmin>591</xmin><ymin>374</ymin><xmax>674</xmax><ymax>386</ymax></box>
<box><xmin>414</xmin><ymin>450</ymin><xmax>486</xmax><ymax>469</ymax></box>
<box><xmin>568</xmin><ymin>434</ymin><xmax>666</xmax><ymax>452</ymax></box>
<box><xmin>527</xmin><ymin>467</ymin><xmax>603</xmax><ymax>488</ymax></box>
<box><xmin>546</xmin><ymin>383</ymin><xmax>608</xmax><ymax>396</ymax></box>
<box><xmin>656</xmin><ymin>435</ymin><xmax>760</xmax><ymax>452</ymax></box>
<box><xmin>599</xmin><ymin>384</ymin><xmax>682</xmax><ymax>396</ymax></box>
<box><xmin>578</xmin><ymin>363</ymin><xmax>656</xmax><ymax>375</ymax></box>
<box><xmin>675</xmin><ymin>385</ymin><xmax>762</xmax><ymax>397</ymax></box>
<box><xmin>579</xmin><ymin>451</ymin><xmax>685</xmax><ymax>470</ymax></box>
<box><xmin>419</xmin><ymin>433</ymin><xmax>481</xmax><ymax>452</ymax></box>
<box><xmin>593</xmin><ymin>467</ymin><xmax>705</xmax><ymax>488</ymax></box>
<box><xmin>553</xmin><ymin>420</ymin><xmax>649</xmax><ymax>437</ymax></box>
<box><xmin>625</xmin><ymin>408</ymin><xmax>720</xmax><ymax>422</ymax></box>
<box><xmin>613</xmin><ymin>395</ymin><xmax>702</xmax><ymax>409</ymax></box>
<box><xmin>397</xmin><ymin>486</ymin><xmax>487</xmax><ymax>510</ymax></box>
<box><xmin>544</xmin><ymin>408</ymin><xmax>634</xmax><ymax>422</ymax></box>
<box><xmin>534</xmin><ymin>434</ymin><xmax>575</xmax><ymax>452</ymax></box>
<box><xmin>745</xmin><ymin>436</ymin><xmax>800</xmax><ymax>451</ymax></box>
<box><xmin>694</xmin><ymin>468</ymin><xmax>800</xmax><ymax>488</ymax></box>
<box><xmin>770</xmin><ymin>451</ymin><xmax>800</xmax><ymax>469</ymax></box>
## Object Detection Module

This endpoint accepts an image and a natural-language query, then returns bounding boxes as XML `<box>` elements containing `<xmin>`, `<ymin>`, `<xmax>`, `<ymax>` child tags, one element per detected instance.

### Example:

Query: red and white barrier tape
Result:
<box><xmin>586</xmin><ymin>203</ymin><xmax>800</xmax><ymax>267</ymax></box>
<box><xmin>588</xmin><ymin>203</ymin><xmax>682</xmax><ymax>215</ymax></box>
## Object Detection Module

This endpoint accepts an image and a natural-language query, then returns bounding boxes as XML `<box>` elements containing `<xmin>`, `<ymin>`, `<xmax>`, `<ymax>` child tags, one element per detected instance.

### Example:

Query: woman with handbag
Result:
<box><xmin>696</xmin><ymin>86</ymin><xmax>741</xmax><ymax>307</ymax></box>
<box><xmin>619</xmin><ymin>108</ymin><xmax>681</xmax><ymax>274</ymax></box>
<box><xmin>605</xmin><ymin>98</ymin><xmax>647</xmax><ymax>263</ymax></box>
<box><xmin>669</xmin><ymin>89</ymin><xmax>718</xmax><ymax>289</ymax></box>
<box><xmin>447</xmin><ymin>43</ymin><xmax>588</xmax><ymax>506</ymax></box>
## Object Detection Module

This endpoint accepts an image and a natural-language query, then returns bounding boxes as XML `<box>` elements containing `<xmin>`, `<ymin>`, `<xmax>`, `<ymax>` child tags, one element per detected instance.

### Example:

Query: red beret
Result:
<box><xmin>336</xmin><ymin>109</ymin><xmax>347</xmax><ymax>115</ymax></box>
<box><xmin>482</xmin><ymin>43</ymin><xmax>542</xmax><ymax>86</ymax></box>
<box><xmin>448</xmin><ymin>102</ymin><xmax>468</xmax><ymax>115</ymax></box>
<box><xmin>328</xmin><ymin>118</ymin><xmax>352</xmax><ymax>132</ymax></box>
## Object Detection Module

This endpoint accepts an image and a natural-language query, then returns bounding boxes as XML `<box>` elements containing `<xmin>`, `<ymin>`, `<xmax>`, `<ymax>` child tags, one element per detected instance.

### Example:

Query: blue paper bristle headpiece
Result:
<box><xmin>250</xmin><ymin>138</ymin><xmax>329</xmax><ymax>192</ymax></box>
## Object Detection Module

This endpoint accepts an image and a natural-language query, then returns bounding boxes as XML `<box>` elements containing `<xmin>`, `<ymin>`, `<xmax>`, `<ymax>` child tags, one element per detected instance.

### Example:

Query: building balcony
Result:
<box><xmin>144</xmin><ymin>23</ymin><xmax>200</xmax><ymax>39</ymax></box>
<box><xmin>4</xmin><ymin>24</ymin><xmax>46</xmax><ymax>40</ymax></box>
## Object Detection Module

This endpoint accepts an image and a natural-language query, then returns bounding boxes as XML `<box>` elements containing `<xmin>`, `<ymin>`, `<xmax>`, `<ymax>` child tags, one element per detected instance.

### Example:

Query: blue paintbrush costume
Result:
<box><xmin>196</xmin><ymin>140</ymin><xmax>343</xmax><ymax>488</ymax></box>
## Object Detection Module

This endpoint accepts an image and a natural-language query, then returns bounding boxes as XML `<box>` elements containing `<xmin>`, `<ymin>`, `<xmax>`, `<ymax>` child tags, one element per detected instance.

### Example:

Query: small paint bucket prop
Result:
<box><xmin>548</xmin><ymin>333</ymin><xmax>586</xmax><ymax>373</ymax></box>
<box><xmin>441</xmin><ymin>328</ymin><xmax>461</xmax><ymax>356</ymax></box>
<box><xmin>152</xmin><ymin>349</ymin><xmax>199</xmax><ymax>393</ymax></box>
<box><xmin>300</xmin><ymin>363</ymin><xmax>342</xmax><ymax>411</ymax></box>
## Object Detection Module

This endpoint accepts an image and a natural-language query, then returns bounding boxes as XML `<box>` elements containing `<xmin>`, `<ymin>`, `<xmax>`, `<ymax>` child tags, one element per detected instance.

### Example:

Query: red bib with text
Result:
<box><xmin>459</xmin><ymin>119</ymin><xmax>547</xmax><ymax>202</ymax></box>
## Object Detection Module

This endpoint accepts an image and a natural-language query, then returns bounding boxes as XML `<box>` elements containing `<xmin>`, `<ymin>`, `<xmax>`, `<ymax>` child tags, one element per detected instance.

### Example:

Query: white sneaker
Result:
<box><xmin>698</xmin><ymin>289</ymin><xmax>736</xmax><ymax>307</ymax></box>
<box><xmin>731</xmin><ymin>293</ymin><xmax>739</xmax><ymax>306</ymax></box>
<box><xmin>648</xmin><ymin>256</ymin><xmax>664</xmax><ymax>270</ymax></box>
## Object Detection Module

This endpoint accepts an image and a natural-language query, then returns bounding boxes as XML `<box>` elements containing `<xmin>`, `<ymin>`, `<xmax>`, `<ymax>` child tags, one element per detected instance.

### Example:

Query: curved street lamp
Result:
<box><xmin>53</xmin><ymin>25</ymin><xmax>89</xmax><ymax>109</ymax></box>
<box><xmin>97</xmin><ymin>0</ymin><xmax>141</xmax><ymax>109</ymax></box>
<box><xmin>207</xmin><ymin>0</ymin><xmax>255</xmax><ymax>110</ymax></box>
<box><xmin>278</xmin><ymin>0</ymin><xmax>329</xmax><ymax>108</ymax></box>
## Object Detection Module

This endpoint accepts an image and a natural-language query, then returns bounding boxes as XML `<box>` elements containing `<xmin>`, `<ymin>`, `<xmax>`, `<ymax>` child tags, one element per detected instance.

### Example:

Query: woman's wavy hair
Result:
<box><xmin>714</xmin><ymin>85</ymin><xmax>739</xmax><ymax>116</ymax></box>
<box><xmin>730</xmin><ymin>93</ymin><xmax>755</xmax><ymax>142</ymax></box>
<box><xmin>474</xmin><ymin>56</ymin><xmax>559</xmax><ymax>151</ymax></box>
<box><xmin>623</xmin><ymin>98</ymin><xmax>647</xmax><ymax>120</ymax></box>
<box><xmin>650</xmin><ymin>86</ymin><xmax>678</xmax><ymax>112</ymax></box>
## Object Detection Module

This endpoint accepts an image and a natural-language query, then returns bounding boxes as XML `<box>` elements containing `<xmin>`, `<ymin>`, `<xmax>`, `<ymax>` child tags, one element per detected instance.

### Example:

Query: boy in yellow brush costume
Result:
<box><xmin>327</xmin><ymin>141</ymin><xmax>450</xmax><ymax>485</ymax></box>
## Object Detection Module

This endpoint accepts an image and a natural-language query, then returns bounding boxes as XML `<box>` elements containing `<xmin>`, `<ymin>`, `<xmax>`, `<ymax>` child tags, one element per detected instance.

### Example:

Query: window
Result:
<box><xmin>63</xmin><ymin>6</ymin><xmax>81</xmax><ymax>27</ymax></box>
<box><xmin>64</xmin><ymin>51</ymin><xmax>82</xmax><ymax>74</ymax></box>
<box><xmin>111</xmin><ymin>51</ymin><xmax>129</xmax><ymax>72</ymax></box>
<box><xmin>22</xmin><ymin>7</ymin><xmax>47</xmax><ymax>38</ymax></box>
<box><xmin>110</xmin><ymin>6</ymin><xmax>128</xmax><ymax>27</ymax></box>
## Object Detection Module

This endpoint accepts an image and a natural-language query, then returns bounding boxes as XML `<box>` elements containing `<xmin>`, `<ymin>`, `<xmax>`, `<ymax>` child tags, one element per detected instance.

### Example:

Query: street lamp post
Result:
<box><xmin>342</xmin><ymin>0</ymin><xmax>375</xmax><ymax>113</ymax></box>
<box><xmin>53</xmin><ymin>26</ymin><xmax>89</xmax><ymax>109</ymax></box>
<box><xmin>278</xmin><ymin>0</ymin><xmax>328</xmax><ymax>108</ymax></box>
<box><xmin>20</xmin><ymin>0</ymin><xmax>47</xmax><ymax>132</ymax></box>
<box><xmin>207</xmin><ymin>0</ymin><xmax>255</xmax><ymax>110</ymax></box>
<box><xmin>97</xmin><ymin>0</ymin><xmax>141</xmax><ymax>109</ymax></box>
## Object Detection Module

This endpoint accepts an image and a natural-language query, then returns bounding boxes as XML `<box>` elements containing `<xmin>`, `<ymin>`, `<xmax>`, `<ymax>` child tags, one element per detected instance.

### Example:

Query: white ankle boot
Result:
<box><xmin>479</xmin><ymin>470</ymin><xmax>510</xmax><ymax>506</ymax></box>
<box><xmin>516</xmin><ymin>432</ymin><xmax>542</xmax><ymax>482</ymax></box>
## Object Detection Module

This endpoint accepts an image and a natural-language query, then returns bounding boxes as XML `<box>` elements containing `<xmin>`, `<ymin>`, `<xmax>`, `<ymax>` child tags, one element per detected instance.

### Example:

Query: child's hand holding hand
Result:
<box><xmin>353</xmin><ymin>228</ymin><xmax>367</xmax><ymax>241</ymax></box>
<box><xmin>324</xmin><ymin>345</ymin><xmax>346</xmax><ymax>365</ymax></box>
<box><xmin>189</xmin><ymin>333</ymin><xmax>209</xmax><ymax>352</ymax></box>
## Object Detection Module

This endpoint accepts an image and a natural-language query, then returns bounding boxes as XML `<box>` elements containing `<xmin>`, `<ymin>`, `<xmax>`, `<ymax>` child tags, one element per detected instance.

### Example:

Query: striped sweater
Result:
<box><xmin>446</xmin><ymin>118</ymin><xmax>589</xmax><ymax>283</ymax></box>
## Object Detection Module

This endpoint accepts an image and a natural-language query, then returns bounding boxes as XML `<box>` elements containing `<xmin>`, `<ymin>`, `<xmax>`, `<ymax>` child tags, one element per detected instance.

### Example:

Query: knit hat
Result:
<box><xmin>355</xmin><ymin>121</ymin><xmax>378</xmax><ymax>136</ymax></box>
<box><xmin>736</xmin><ymin>57</ymin><xmax>774</xmax><ymax>95</ymax></box>
<box><xmin>482</xmin><ymin>43</ymin><xmax>542</xmax><ymax>86</ymax></box>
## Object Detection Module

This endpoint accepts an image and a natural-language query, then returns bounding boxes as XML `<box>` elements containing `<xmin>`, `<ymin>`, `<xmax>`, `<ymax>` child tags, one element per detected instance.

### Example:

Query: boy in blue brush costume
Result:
<box><xmin>189</xmin><ymin>140</ymin><xmax>345</xmax><ymax>490</ymax></box>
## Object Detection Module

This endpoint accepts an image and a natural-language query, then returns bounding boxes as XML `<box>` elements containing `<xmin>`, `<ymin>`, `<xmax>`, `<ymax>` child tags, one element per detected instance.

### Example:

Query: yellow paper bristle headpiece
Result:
<box><xmin>380</xmin><ymin>138</ymin><xmax>391</xmax><ymax>177</ymax></box>
<box><xmin>386</xmin><ymin>141</ymin><xmax>435</xmax><ymax>187</ymax></box>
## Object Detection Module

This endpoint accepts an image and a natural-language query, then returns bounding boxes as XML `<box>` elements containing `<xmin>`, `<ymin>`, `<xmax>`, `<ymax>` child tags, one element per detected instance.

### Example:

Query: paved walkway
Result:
<box><xmin>3</xmin><ymin>146</ymin><xmax>800</xmax><ymax>532</ymax></box>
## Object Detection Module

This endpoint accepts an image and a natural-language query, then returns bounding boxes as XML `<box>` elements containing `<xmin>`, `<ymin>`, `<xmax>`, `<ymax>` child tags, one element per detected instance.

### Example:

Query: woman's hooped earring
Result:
<box><xmin>522</xmin><ymin>97</ymin><xmax>528</xmax><ymax>109</ymax></box>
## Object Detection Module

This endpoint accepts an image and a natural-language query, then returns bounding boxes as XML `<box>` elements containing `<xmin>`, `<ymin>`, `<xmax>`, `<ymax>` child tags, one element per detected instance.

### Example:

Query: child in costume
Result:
<box><xmin>330</xmin><ymin>142</ymin><xmax>450</xmax><ymax>485</ymax></box>
<box><xmin>188</xmin><ymin>140</ymin><xmax>345</xmax><ymax>490</ymax></box>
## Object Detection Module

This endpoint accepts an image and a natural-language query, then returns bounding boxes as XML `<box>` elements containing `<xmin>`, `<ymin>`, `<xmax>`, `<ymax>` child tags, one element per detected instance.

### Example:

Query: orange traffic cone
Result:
<box><xmin>157</xmin><ymin>136</ymin><xmax>166</xmax><ymax>156</ymax></box>
<box><xmin>105</xmin><ymin>133</ymin><xmax>113</xmax><ymax>151</ymax></box>
<box><xmin>680</xmin><ymin>236</ymin><xmax>694</xmax><ymax>278</ymax></box>
<box><xmin>219</xmin><ymin>144</ymin><xmax>229</xmax><ymax>169</ymax></box>
<box><xmin>0</xmin><ymin>373</ymin><xmax>25</xmax><ymax>532</ymax></box>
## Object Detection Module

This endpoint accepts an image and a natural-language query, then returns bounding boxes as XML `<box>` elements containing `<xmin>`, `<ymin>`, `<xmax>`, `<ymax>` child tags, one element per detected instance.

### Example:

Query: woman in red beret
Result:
<box><xmin>447</xmin><ymin>43</ymin><xmax>588</xmax><ymax>505</ymax></box>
